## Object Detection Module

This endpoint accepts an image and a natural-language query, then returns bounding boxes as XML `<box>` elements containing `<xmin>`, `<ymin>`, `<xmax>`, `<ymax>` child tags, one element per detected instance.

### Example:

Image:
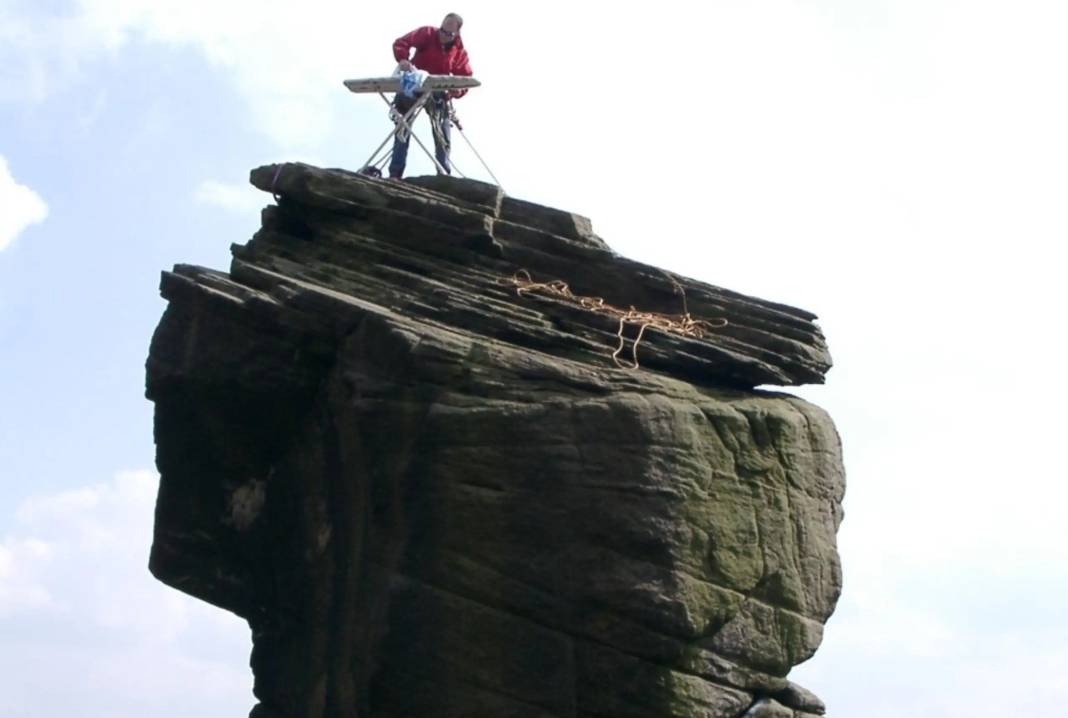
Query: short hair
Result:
<box><xmin>443</xmin><ymin>12</ymin><xmax>463</xmax><ymax>29</ymax></box>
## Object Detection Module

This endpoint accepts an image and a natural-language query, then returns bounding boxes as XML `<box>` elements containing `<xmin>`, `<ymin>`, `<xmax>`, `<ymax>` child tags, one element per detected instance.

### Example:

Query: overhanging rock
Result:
<box><xmin>146</xmin><ymin>163</ymin><xmax>845</xmax><ymax>718</ymax></box>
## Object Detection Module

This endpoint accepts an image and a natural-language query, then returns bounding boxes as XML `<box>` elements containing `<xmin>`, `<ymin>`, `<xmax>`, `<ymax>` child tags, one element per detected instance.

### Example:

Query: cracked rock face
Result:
<box><xmin>145</xmin><ymin>164</ymin><xmax>845</xmax><ymax>717</ymax></box>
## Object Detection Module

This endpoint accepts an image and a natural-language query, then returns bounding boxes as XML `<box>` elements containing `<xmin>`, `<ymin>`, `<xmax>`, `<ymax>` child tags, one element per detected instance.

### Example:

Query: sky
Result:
<box><xmin>1</xmin><ymin>0</ymin><xmax>1066</xmax><ymax>715</ymax></box>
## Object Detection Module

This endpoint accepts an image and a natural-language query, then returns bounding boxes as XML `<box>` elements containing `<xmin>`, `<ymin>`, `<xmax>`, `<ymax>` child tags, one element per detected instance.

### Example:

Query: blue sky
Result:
<box><xmin>2</xmin><ymin>1</ymin><xmax>1067</xmax><ymax>716</ymax></box>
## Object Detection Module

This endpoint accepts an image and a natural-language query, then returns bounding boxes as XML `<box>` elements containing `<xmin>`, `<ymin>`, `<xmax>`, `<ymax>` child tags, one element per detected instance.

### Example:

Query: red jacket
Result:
<box><xmin>393</xmin><ymin>26</ymin><xmax>473</xmax><ymax>98</ymax></box>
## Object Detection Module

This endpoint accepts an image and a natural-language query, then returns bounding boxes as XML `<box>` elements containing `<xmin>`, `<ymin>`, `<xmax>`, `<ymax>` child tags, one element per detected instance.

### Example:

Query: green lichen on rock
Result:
<box><xmin>147</xmin><ymin>164</ymin><xmax>844</xmax><ymax>717</ymax></box>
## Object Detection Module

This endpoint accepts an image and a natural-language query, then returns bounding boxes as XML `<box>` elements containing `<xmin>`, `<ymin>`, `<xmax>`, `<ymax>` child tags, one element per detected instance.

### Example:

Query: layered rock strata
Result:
<box><xmin>146</xmin><ymin>163</ymin><xmax>844</xmax><ymax>718</ymax></box>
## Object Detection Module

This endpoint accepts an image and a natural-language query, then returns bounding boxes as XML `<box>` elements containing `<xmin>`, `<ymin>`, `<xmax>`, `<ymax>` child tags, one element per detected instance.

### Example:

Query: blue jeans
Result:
<box><xmin>389</xmin><ymin>93</ymin><xmax>452</xmax><ymax>178</ymax></box>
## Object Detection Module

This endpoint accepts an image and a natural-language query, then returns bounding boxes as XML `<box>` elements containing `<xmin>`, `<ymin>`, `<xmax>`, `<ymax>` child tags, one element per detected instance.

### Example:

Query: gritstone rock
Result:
<box><xmin>145</xmin><ymin>163</ymin><xmax>845</xmax><ymax>718</ymax></box>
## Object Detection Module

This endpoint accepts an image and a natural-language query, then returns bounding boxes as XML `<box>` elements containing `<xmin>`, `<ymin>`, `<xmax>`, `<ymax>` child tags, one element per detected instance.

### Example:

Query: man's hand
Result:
<box><xmin>398</xmin><ymin>59</ymin><xmax>414</xmax><ymax>72</ymax></box>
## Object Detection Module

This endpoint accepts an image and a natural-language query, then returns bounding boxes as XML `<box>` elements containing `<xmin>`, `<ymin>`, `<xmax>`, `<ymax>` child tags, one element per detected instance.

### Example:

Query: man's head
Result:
<box><xmin>438</xmin><ymin>13</ymin><xmax>463</xmax><ymax>44</ymax></box>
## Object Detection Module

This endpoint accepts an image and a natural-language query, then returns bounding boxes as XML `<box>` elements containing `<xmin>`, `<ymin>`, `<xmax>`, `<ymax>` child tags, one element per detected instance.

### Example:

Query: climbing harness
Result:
<box><xmin>372</xmin><ymin>90</ymin><xmax>448</xmax><ymax>175</ymax></box>
<box><xmin>498</xmin><ymin>270</ymin><xmax>729</xmax><ymax>370</ymax></box>
<box><xmin>343</xmin><ymin>70</ymin><xmax>504</xmax><ymax>187</ymax></box>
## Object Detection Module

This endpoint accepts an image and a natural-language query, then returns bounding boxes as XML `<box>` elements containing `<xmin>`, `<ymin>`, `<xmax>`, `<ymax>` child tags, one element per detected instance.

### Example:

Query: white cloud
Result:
<box><xmin>2</xmin><ymin>0</ymin><xmax>437</xmax><ymax>148</ymax></box>
<box><xmin>0</xmin><ymin>539</ymin><xmax>54</xmax><ymax>614</ymax></box>
<box><xmin>194</xmin><ymin>178</ymin><xmax>266</xmax><ymax>214</ymax></box>
<box><xmin>791</xmin><ymin>561</ymin><xmax>1068</xmax><ymax>716</ymax></box>
<box><xmin>0</xmin><ymin>156</ymin><xmax>48</xmax><ymax>251</ymax></box>
<box><xmin>3</xmin><ymin>2</ymin><xmax>1068</xmax><ymax>715</ymax></box>
<box><xmin>0</xmin><ymin>470</ymin><xmax>251</xmax><ymax>717</ymax></box>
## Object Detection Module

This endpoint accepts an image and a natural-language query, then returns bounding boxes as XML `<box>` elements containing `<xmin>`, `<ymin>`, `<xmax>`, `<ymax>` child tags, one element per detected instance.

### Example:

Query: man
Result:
<box><xmin>388</xmin><ymin>13</ymin><xmax>473</xmax><ymax>179</ymax></box>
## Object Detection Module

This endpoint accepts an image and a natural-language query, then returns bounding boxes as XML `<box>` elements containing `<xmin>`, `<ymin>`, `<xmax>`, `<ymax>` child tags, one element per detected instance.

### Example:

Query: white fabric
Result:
<box><xmin>392</xmin><ymin>66</ymin><xmax>429</xmax><ymax>97</ymax></box>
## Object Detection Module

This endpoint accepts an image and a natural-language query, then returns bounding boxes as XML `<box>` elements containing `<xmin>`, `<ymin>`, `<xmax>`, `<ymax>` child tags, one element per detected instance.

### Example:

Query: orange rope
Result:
<box><xmin>498</xmin><ymin>270</ymin><xmax>728</xmax><ymax>369</ymax></box>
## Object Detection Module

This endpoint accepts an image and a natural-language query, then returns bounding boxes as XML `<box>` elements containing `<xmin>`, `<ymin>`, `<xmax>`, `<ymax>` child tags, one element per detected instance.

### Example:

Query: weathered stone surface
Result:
<box><xmin>146</xmin><ymin>163</ymin><xmax>845</xmax><ymax>717</ymax></box>
<box><xmin>775</xmin><ymin>681</ymin><xmax>827</xmax><ymax>714</ymax></box>
<box><xmin>243</xmin><ymin>162</ymin><xmax>832</xmax><ymax>388</ymax></box>
<box><xmin>741</xmin><ymin>698</ymin><xmax>794</xmax><ymax>718</ymax></box>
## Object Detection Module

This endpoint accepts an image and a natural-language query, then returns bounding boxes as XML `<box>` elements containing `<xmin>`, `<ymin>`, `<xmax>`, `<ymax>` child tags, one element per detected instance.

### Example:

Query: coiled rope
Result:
<box><xmin>498</xmin><ymin>270</ymin><xmax>728</xmax><ymax>370</ymax></box>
